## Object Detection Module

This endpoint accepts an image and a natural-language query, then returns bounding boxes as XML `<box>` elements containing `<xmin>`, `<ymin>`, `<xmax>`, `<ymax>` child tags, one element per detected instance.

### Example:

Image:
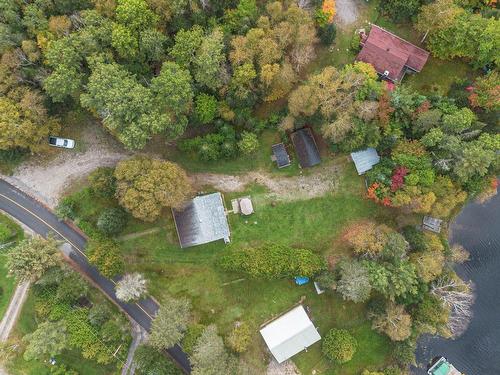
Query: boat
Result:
<box><xmin>427</xmin><ymin>357</ymin><xmax>462</xmax><ymax>375</ymax></box>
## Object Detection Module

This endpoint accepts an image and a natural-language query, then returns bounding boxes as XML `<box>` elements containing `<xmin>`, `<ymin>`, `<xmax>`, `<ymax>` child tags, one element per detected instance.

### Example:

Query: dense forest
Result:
<box><xmin>0</xmin><ymin>0</ymin><xmax>499</xmax><ymax>374</ymax></box>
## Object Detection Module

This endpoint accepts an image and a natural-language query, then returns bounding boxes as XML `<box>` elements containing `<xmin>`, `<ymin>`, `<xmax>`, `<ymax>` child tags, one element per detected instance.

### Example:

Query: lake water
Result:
<box><xmin>413</xmin><ymin>193</ymin><xmax>500</xmax><ymax>375</ymax></box>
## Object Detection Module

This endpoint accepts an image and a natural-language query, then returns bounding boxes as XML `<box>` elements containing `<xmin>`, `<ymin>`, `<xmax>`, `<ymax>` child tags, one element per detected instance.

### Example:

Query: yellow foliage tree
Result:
<box><xmin>114</xmin><ymin>156</ymin><xmax>192</xmax><ymax>222</ymax></box>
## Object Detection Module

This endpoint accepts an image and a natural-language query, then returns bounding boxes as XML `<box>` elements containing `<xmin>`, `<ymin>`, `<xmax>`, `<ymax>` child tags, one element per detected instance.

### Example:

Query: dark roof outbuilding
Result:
<box><xmin>291</xmin><ymin>128</ymin><xmax>321</xmax><ymax>168</ymax></box>
<box><xmin>271</xmin><ymin>143</ymin><xmax>291</xmax><ymax>168</ymax></box>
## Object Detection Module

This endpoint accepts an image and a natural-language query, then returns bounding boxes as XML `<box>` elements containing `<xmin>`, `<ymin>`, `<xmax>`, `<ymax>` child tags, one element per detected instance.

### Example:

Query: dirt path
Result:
<box><xmin>267</xmin><ymin>359</ymin><xmax>301</xmax><ymax>375</ymax></box>
<box><xmin>192</xmin><ymin>161</ymin><xmax>342</xmax><ymax>202</ymax></box>
<box><xmin>121</xmin><ymin>322</ymin><xmax>147</xmax><ymax>375</ymax></box>
<box><xmin>335</xmin><ymin>0</ymin><xmax>359</xmax><ymax>26</ymax></box>
<box><xmin>0</xmin><ymin>281</ymin><xmax>30</xmax><ymax>342</ymax></box>
<box><xmin>118</xmin><ymin>228</ymin><xmax>161</xmax><ymax>242</ymax></box>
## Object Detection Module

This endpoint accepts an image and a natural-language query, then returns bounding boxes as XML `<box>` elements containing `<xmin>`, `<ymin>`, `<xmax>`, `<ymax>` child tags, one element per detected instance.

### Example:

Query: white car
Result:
<box><xmin>49</xmin><ymin>136</ymin><xmax>75</xmax><ymax>149</ymax></box>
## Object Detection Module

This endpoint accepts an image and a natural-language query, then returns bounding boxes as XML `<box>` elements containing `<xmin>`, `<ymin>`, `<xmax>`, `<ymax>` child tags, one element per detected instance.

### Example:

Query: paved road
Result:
<box><xmin>0</xmin><ymin>179</ymin><xmax>191</xmax><ymax>373</ymax></box>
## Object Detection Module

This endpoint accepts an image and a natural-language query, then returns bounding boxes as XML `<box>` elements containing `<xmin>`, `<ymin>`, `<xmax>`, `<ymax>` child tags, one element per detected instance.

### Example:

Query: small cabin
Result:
<box><xmin>422</xmin><ymin>216</ymin><xmax>443</xmax><ymax>234</ymax></box>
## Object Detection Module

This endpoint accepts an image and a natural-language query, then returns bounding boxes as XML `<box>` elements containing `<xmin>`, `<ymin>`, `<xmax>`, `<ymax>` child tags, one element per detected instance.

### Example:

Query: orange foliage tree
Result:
<box><xmin>322</xmin><ymin>0</ymin><xmax>336</xmax><ymax>23</ymax></box>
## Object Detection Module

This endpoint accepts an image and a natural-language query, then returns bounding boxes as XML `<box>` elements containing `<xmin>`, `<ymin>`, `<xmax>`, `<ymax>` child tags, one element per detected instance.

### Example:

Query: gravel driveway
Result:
<box><xmin>335</xmin><ymin>0</ymin><xmax>359</xmax><ymax>25</ymax></box>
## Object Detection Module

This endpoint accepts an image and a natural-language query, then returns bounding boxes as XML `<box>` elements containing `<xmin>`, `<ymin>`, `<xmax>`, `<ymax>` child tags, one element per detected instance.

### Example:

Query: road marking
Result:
<box><xmin>0</xmin><ymin>191</ymin><xmax>155</xmax><ymax>321</ymax></box>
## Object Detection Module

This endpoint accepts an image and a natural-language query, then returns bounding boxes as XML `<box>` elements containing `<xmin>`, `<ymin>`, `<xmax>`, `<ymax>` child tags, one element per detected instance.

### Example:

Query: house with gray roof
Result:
<box><xmin>172</xmin><ymin>192</ymin><xmax>230</xmax><ymax>248</ymax></box>
<box><xmin>351</xmin><ymin>147</ymin><xmax>380</xmax><ymax>175</ymax></box>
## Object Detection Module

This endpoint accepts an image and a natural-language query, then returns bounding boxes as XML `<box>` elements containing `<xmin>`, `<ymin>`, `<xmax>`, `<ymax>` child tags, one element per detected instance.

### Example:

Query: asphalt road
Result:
<box><xmin>0</xmin><ymin>179</ymin><xmax>191</xmax><ymax>373</ymax></box>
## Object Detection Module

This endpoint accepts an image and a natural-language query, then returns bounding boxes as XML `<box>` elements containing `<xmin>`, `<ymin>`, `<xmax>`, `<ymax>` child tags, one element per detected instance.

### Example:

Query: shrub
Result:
<box><xmin>87</xmin><ymin>239</ymin><xmax>124</xmax><ymax>278</ymax></box>
<box><xmin>322</xmin><ymin>329</ymin><xmax>357</xmax><ymax>363</ymax></box>
<box><xmin>402</xmin><ymin>226</ymin><xmax>427</xmax><ymax>252</ymax></box>
<box><xmin>97</xmin><ymin>208</ymin><xmax>128</xmax><ymax>235</ymax></box>
<box><xmin>55</xmin><ymin>198</ymin><xmax>76</xmax><ymax>220</ymax></box>
<box><xmin>181</xmin><ymin>324</ymin><xmax>205</xmax><ymax>355</ymax></box>
<box><xmin>88</xmin><ymin>167</ymin><xmax>116</xmax><ymax>198</ymax></box>
<box><xmin>237</xmin><ymin>131</ymin><xmax>259</xmax><ymax>154</ymax></box>
<box><xmin>219</xmin><ymin>244</ymin><xmax>326</xmax><ymax>279</ymax></box>
<box><xmin>318</xmin><ymin>23</ymin><xmax>337</xmax><ymax>45</ymax></box>
<box><xmin>227</xmin><ymin>322</ymin><xmax>251</xmax><ymax>353</ymax></box>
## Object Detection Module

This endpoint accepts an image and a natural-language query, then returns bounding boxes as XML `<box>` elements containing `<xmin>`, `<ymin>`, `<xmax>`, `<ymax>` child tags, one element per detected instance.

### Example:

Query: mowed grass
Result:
<box><xmin>117</xmin><ymin>162</ymin><xmax>394</xmax><ymax>374</ymax></box>
<box><xmin>7</xmin><ymin>292</ymin><xmax>119</xmax><ymax>375</ymax></box>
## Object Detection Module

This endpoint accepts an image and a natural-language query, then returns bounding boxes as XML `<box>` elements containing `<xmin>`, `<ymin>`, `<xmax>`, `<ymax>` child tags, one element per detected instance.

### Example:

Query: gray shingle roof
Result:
<box><xmin>351</xmin><ymin>147</ymin><xmax>380</xmax><ymax>175</ymax></box>
<box><xmin>272</xmin><ymin>143</ymin><xmax>291</xmax><ymax>168</ymax></box>
<box><xmin>172</xmin><ymin>193</ymin><xmax>230</xmax><ymax>248</ymax></box>
<box><xmin>291</xmin><ymin>128</ymin><xmax>321</xmax><ymax>168</ymax></box>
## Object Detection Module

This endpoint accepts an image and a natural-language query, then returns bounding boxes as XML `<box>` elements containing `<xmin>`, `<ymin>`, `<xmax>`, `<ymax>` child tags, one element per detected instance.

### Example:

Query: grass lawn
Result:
<box><xmin>6</xmin><ymin>292</ymin><xmax>119</xmax><ymax>375</ymax></box>
<box><xmin>114</xmin><ymin>161</ymin><xmax>395</xmax><ymax>374</ymax></box>
<box><xmin>0</xmin><ymin>213</ymin><xmax>24</xmax><ymax>319</ymax></box>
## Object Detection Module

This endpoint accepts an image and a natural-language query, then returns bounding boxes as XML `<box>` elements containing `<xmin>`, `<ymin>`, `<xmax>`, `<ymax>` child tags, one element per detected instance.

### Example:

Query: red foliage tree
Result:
<box><xmin>390</xmin><ymin>166</ymin><xmax>408</xmax><ymax>192</ymax></box>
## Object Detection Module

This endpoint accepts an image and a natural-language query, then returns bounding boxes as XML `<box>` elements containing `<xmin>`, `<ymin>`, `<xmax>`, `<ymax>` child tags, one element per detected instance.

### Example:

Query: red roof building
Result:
<box><xmin>356</xmin><ymin>25</ymin><xmax>430</xmax><ymax>82</ymax></box>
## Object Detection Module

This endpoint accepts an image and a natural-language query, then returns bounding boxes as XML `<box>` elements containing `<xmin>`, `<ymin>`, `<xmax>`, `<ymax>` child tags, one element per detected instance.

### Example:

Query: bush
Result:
<box><xmin>134</xmin><ymin>345</ymin><xmax>181</xmax><ymax>375</ymax></box>
<box><xmin>181</xmin><ymin>324</ymin><xmax>205</xmax><ymax>355</ymax></box>
<box><xmin>402</xmin><ymin>226</ymin><xmax>427</xmax><ymax>252</ymax></box>
<box><xmin>227</xmin><ymin>322</ymin><xmax>251</xmax><ymax>353</ymax></box>
<box><xmin>318</xmin><ymin>23</ymin><xmax>336</xmax><ymax>45</ymax></box>
<box><xmin>55</xmin><ymin>198</ymin><xmax>76</xmax><ymax>220</ymax></box>
<box><xmin>237</xmin><ymin>131</ymin><xmax>259</xmax><ymax>154</ymax></box>
<box><xmin>97</xmin><ymin>208</ymin><xmax>128</xmax><ymax>235</ymax></box>
<box><xmin>322</xmin><ymin>329</ymin><xmax>357</xmax><ymax>363</ymax></box>
<box><xmin>87</xmin><ymin>239</ymin><xmax>124</xmax><ymax>278</ymax></box>
<box><xmin>88</xmin><ymin>167</ymin><xmax>116</xmax><ymax>198</ymax></box>
<box><xmin>219</xmin><ymin>244</ymin><xmax>326</xmax><ymax>279</ymax></box>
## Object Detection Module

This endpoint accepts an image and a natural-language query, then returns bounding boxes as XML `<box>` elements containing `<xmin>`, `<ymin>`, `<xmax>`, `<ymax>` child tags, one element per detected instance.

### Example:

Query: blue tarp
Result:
<box><xmin>295</xmin><ymin>277</ymin><xmax>310</xmax><ymax>285</ymax></box>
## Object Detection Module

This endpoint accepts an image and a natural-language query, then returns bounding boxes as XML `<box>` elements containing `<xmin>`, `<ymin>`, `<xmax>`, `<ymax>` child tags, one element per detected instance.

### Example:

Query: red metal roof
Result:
<box><xmin>356</xmin><ymin>25</ymin><xmax>429</xmax><ymax>82</ymax></box>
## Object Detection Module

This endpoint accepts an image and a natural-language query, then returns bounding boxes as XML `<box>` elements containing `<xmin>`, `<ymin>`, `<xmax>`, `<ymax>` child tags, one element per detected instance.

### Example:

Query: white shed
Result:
<box><xmin>260</xmin><ymin>305</ymin><xmax>321</xmax><ymax>363</ymax></box>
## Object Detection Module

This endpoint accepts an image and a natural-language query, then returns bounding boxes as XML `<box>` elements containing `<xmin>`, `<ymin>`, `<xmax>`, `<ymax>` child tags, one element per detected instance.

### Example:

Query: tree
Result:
<box><xmin>0</xmin><ymin>92</ymin><xmax>60</xmax><ymax>152</ymax></box>
<box><xmin>431</xmin><ymin>274</ymin><xmax>474</xmax><ymax>337</ymax></box>
<box><xmin>97</xmin><ymin>208</ymin><xmax>128</xmax><ymax>235</ymax></box>
<box><xmin>114</xmin><ymin>156</ymin><xmax>192</xmax><ymax>221</ymax></box>
<box><xmin>194</xmin><ymin>93</ymin><xmax>218</xmax><ymax>124</ymax></box>
<box><xmin>150</xmin><ymin>61</ymin><xmax>194</xmax><ymax>138</ymax></box>
<box><xmin>80</xmin><ymin>61</ymin><xmax>155</xmax><ymax>149</ymax></box>
<box><xmin>134</xmin><ymin>345</ymin><xmax>181</xmax><ymax>375</ymax></box>
<box><xmin>23</xmin><ymin>321</ymin><xmax>68</xmax><ymax>361</ymax></box>
<box><xmin>336</xmin><ymin>260</ymin><xmax>372</xmax><ymax>303</ymax></box>
<box><xmin>469</xmin><ymin>71</ymin><xmax>500</xmax><ymax>111</ymax></box>
<box><xmin>412</xmin><ymin>294</ymin><xmax>450</xmax><ymax>336</ymax></box>
<box><xmin>381</xmin><ymin>0</ymin><xmax>423</xmax><ymax>22</ymax></box>
<box><xmin>191</xmin><ymin>325</ymin><xmax>235</xmax><ymax>375</ymax></box>
<box><xmin>169</xmin><ymin>25</ymin><xmax>204</xmax><ymax>68</ymax></box>
<box><xmin>227</xmin><ymin>322</ymin><xmax>251</xmax><ymax>353</ymax></box>
<box><xmin>87</xmin><ymin>239</ymin><xmax>124</xmax><ymax>278</ymax></box>
<box><xmin>115</xmin><ymin>273</ymin><xmax>148</xmax><ymax>302</ymax></box>
<box><xmin>342</xmin><ymin>221</ymin><xmax>392</xmax><ymax>257</ymax></box>
<box><xmin>411</xmin><ymin>249</ymin><xmax>444</xmax><ymax>283</ymax></box>
<box><xmin>7</xmin><ymin>236</ymin><xmax>59</xmax><ymax>282</ymax></box>
<box><xmin>193</xmin><ymin>28</ymin><xmax>226</xmax><ymax>90</ymax></box>
<box><xmin>371</xmin><ymin>302</ymin><xmax>412</xmax><ymax>341</ymax></box>
<box><xmin>149</xmin><ymin>296</ymin><xmax>191</xmax><ymax>349</ymax></box>
<box><xmin>237</xmin><ymin>132</ymin><xmax>259</xmax><ymax>154</ymax></box>
<box><xmin>322</xmin><ymin>329</ymin><xmax>357</xmax><ymax>363</ymax></box>
<box><xmin>55</xmin><ymin>198</ymin><xmax>76</xmax><ymax>220</ymax></box>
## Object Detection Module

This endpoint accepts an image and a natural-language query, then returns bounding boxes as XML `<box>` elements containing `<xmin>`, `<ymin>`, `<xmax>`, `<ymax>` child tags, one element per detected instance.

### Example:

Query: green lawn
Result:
<box><xmin>115</xmin><ymin>161</ymin><xmax>394</xmax><ymax>374</ymax></box>
<box><xmin>0</xmin><ymin>213</ymin><xmax>24</xmax><ymax>319</ymax></box>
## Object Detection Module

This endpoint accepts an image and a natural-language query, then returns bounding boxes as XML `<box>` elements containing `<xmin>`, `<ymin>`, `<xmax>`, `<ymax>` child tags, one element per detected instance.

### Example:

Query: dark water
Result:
<box><xmin>414</xmin><ymin>193</ymin><xmax>500</xmax><ymax>375</ymax></box>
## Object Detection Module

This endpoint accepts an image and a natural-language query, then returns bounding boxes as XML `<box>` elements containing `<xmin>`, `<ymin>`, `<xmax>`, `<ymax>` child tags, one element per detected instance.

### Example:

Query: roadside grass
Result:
<box><xmin>7</xmin><ymin>292</ymin><xmax>118</xmax><ymax>375</ymax></box>
<box><xmin>0</xmin><ymin>213</ymin><xmax>24</xmax><ymax>319</ymax></box>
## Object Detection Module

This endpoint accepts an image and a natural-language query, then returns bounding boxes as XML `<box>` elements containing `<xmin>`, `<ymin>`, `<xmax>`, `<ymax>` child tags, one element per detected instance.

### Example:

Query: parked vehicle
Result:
<box><xmin>49</xmin><ymin>136</ymin><xmax>75</xmax><ymax>149</ymax></box>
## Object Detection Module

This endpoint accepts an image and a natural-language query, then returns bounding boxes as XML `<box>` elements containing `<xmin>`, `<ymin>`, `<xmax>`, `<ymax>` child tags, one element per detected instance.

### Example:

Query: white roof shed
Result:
<box><xmin>260</xmin><ymin>305</ymin><xmax>321</xmax><ymax>363</ymax></box>
<box><xmin>351</xmin><ymin>148</ymin><xmax>380</xmax><ymax>175</ymax></box>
